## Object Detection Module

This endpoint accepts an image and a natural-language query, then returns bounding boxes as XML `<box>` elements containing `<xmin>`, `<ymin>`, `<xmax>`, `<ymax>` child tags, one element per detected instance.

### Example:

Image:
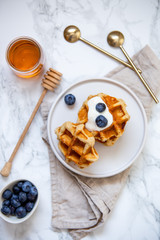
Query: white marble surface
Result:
<box><xmin>0</xmin><ymin>0</ymin><xmax>160</xmax><ymax>239</ymax></box>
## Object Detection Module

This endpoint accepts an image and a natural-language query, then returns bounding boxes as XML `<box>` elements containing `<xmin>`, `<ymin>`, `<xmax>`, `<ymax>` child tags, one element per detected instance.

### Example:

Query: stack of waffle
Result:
<box><xmin>55</xmin><ymin>93</ymin><xmax>130</xmax><ymax>168</ymax></box>
<box><xmin>55</xmin><ymin>122</ymin><xmax>98</xmax><ymax>168</ymax></box>
<box><xmin>78</xmin><ymin>93</ymin><xmax>130</xmax><ymax>146</ymax></box>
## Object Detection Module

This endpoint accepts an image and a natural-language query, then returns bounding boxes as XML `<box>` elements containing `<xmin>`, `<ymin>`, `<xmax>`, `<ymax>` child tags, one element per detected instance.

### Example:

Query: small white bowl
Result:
<box><xmin>0</xmin><ymin>179</ymin><xmax>39</xmax><ymax>224</ymax></box>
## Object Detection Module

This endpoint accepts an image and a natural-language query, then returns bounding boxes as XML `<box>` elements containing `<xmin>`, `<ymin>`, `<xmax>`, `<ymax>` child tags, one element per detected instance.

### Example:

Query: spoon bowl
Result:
<box><xmin>64</xmin><ymin>25</ymin><xmax>81</xmax><ymax>43</ymax></box>
<box><xmin>107</xmin><ymin>31</ymin><xmax>124</xmax><ymax>48</ymax></box>
<box><xmin>63</xmin><ymin>25</ymin><xmax>142</xmax><ymax>73</ymax></box>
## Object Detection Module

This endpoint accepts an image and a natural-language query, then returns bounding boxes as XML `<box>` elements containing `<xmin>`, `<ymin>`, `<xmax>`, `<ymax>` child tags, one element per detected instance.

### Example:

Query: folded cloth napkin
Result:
<box><xmin>41</xmin><ymin>45</ymin><xmax>160</xmax><ymax>240</ymax></box>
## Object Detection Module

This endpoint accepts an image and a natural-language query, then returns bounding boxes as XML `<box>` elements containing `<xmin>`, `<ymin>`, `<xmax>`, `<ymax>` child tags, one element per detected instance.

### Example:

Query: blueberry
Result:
<box><xmin>19</xmin><ymin>192</ymin><xmax>27</xmax><ymax>203</ymax></box>
<box><xmin>27</xmin><ymin>193</ymin><xmax>37</xmax><ymax>202</ymax></box>
<box><xmin>11</xmin><ymin>194</ymin><xmax>18</xmax><ymax>200</ymax></box>
<box><xmin>13</xmin><ymin>184</ymin><xmax>20</xmax><ymax>194</ymax></box>
<box><xmin>29</xmin><ymin>186</ymin><xmax>38</xmax><ymax>197</ymax></box>
<box><xmin>17</xmin><ymin>181</ymin><xmax>23</xmax><ymax>189</ymax></box>
<box><xmin>2</xmin><ymin>189</ymin><xmax>12</xmax><ymax>200</ymax></box>
<box><xmin>2</xmin><ymin>200</ymin><xmax>10</xmax><ymax>207</ymax></box>
<box><xmin>64</xmin><ymin>94</ymin><xmax>76</xmax><ymax>105</ymax></box>
<box><xmin>9</xmin><ymin>205</ymin><xmax>15</xmax><ymax>216</ymax></box>
<box><xmin>27</xmin><ymin>186</ymin><xmax>38</xmax><ymax>202</ymax></box>
<box><xmin>96</xmin><ymin>103</ymin><xmax>106</xmax><ymax>113</ymax></box>
<box><xmin>1</xmin><ymin>206</ymin><xmax>11</xmax><ymax>216</ymax></box>
<box><xmin>95</xmin><ymin>115</ymin><xmax>108</xmax><ymax>128</ymax></box>
<box><xmin>25</xmin><ymin>202</ymin><xmax>34</xmax><ymax>212</ymax></box>
<box><xmin>15</xmin><ymin>206</ymin><xmax>27</xmax><ymax>218</ymax></box>
<box><xmin>10</xmin><ymin>198</ymin><xmax>21</xmax><ymax>208</ymax></box>
<box><xmin>22</xmin><ymin>181</ymin><xmax>32</xmax><ymax>193</ymax></box>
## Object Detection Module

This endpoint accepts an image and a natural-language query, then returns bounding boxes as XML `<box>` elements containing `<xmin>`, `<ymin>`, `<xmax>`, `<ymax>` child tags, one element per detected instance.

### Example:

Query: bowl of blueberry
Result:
<box><xmin>0</xmin><ymin>179</ymin><xmax>39</xmax><ymax>223</ymax></box>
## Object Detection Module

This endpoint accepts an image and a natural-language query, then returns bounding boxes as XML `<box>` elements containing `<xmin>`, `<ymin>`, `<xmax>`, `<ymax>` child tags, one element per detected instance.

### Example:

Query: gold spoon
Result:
<box><xmin>64</xmin><ymin>25</ymin><xmax>141</xmax><ymax>73</ymax></box>
<box><xmin>107</xmin><ymin>31</ymin><xmax>159</xmax><ymax>104</ymax></box>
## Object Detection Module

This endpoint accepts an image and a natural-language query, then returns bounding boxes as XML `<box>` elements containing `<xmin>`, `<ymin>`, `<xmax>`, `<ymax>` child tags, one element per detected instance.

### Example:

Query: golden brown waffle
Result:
<box><xmin>55</xmin><ymin>122</ymin><xmax>99</xmax><ymax>168</ymax></box>
<box><xmin>77</xmin><ymin>93</ymin><xmax>130</xmax><ymax>146</ymax></box>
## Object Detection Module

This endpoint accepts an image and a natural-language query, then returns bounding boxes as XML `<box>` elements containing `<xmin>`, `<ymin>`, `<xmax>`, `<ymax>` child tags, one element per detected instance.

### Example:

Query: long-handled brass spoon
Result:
<box><xmin>0</xmin><ymin>68</ymin><xmax>62</xmax><ymax>177</ymax></box>
<box><xmin>64</xmin><ymin>25</ymin><xmax>141</xmax><ymax>73</ymax></box>
<box><xmin>107</xmin><ymin>31</ymin><xmax>159</xmax><ymax>104</ymax></box>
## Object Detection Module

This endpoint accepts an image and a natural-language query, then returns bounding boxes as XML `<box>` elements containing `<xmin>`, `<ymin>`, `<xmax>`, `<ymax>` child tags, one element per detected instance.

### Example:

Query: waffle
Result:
<box><xmin>55</xmin><ymin>121</ymin><xmax>99</xmax><ymax>168</ymax></box>
<box><xmin>77</xmin><ymin>93</ymin><xmax>130</xmax><ymax>146</ymax></box>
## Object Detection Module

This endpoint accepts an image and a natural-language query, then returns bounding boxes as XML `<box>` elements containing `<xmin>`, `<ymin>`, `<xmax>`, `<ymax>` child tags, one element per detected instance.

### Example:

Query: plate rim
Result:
<box><xmin>47</xmin><ymin>77</ymin><xmax>147</xmax><ymax>178</ymax></box>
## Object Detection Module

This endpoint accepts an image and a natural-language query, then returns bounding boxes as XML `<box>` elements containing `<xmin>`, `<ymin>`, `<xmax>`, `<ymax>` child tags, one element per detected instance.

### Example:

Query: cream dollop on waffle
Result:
<box><xmin>85</xmin><ymin>96</ymin><xmax>113</xmax><ymax>131</ymax></box>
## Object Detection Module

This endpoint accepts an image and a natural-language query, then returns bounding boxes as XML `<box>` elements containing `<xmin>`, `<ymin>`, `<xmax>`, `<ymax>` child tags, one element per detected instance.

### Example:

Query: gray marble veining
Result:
<box><xmin>0</xmin><ymin>0</ymin><xmax>160</xmax><ymax>240</ymax></box>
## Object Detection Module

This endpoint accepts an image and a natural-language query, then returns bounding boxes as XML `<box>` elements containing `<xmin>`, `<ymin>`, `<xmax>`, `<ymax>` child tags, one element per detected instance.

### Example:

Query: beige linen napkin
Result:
<box><xmin>41</xmin><ymin>45</ymin><xmax>160</xmax><ymax>240</ymax></box>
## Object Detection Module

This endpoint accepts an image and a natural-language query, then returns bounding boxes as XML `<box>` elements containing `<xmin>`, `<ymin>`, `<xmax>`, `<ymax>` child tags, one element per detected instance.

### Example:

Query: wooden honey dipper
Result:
<box><xmin>0</xmin><ymin>68</ymin><xmax>62</xmax><ymax>177</ymax></box>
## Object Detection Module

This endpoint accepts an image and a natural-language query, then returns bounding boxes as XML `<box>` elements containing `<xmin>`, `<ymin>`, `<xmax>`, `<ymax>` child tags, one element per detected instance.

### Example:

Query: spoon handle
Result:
<box><xmin>120</xmin><ymin>45</ymin><xmax>159</xmax><ymax>104</ymax></box>
<box><xmin>0</xmin><ymin>89</ymin><xmax>47</xmax><ymax>177</ymax></box>
<box><xmin>79</xmin><ymin>37</ymin><xmax>142</xmax><ymax>73</ymax></box>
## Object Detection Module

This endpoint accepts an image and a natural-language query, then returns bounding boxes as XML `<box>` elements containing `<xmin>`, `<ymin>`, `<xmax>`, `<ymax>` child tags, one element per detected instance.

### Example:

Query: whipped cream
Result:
<box><xmin>85</xmin><ymin>96</ymin><xmax>113</xmax><ymax>131</ymax></box>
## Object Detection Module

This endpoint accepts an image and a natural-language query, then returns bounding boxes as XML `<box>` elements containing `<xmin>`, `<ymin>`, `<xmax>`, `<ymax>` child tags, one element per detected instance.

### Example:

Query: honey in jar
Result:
<box><xmin>6</xmin><ymin>37</ymin><xmax>44</xmax><ymax>78</ymax></box>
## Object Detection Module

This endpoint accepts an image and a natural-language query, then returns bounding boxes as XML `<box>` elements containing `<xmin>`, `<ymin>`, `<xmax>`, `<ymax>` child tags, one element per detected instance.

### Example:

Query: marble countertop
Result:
<box><xmin>0</xmin><ymin>0</ymin><xmax>160</xmax><ymax>239</ymax></box>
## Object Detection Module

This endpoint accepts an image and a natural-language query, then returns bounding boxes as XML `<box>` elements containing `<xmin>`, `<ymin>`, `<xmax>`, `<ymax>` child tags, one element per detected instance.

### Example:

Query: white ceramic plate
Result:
<box><xmin>47</xmin><ymin>78</ymin><xmax>147</xmax><ymax>178</ymax></box>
